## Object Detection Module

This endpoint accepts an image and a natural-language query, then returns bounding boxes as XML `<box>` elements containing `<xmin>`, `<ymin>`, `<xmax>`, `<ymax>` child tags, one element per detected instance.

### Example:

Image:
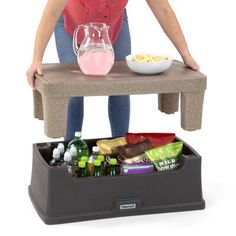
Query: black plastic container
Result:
<box><xmin>28</xmin><ymin>137</ymin><xmax>205</xmax><ymax>224</ymax></box>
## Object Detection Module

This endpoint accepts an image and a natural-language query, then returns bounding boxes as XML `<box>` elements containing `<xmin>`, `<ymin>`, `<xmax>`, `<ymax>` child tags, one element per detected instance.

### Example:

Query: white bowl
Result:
<box><xmin>126</xmin><ymin>53</ymin><xmax>173</xmax><ymax>75</ymax></box>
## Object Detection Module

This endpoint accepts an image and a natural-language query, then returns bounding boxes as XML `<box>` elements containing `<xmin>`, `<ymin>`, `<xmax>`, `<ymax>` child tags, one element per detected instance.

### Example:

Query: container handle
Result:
<box><xmin>73</xmin><ymin>25</ymin><xmax>85</xmax><ymax>55</ymax></box>
<box><xmin>115</xmin><ymin>198</ymin><xmax>142</xmax><ymax>211</ymax></box>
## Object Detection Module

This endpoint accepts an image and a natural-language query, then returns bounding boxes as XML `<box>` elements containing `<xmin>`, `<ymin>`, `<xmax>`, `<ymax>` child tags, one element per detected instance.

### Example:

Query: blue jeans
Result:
<box><xmin>54</xmin><ymin>11</ymin><xmax>131</xmax><ymax>140</ymax></box>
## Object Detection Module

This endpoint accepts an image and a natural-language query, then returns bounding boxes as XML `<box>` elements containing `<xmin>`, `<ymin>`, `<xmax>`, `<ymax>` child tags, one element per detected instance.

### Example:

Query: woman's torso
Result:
<box><xmin>63</xmin><ymin>0</ymin><xmax>128</xmax><ymax>44</ymax></box>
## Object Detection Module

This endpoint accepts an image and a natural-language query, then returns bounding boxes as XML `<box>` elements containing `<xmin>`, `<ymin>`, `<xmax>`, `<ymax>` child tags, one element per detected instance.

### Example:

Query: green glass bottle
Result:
<box><xmin>67</xmin><ymin>131</ymin><xmax>89</xmax><ymax>161</ymax></box>
<box><xmin>78</xmin><ymin>161</ymin><xmax>88</xmax><ymax>177</ymax></box>
<box><xmin>80</xmin><ymin>156</ymin><xmax>89</xmax><ymax>174</ymax></box>
<box><xmin>108</xmin><ymin>158</ymin><xmax>118</xmax><ymax>176</ymax></box>
<box><xmin>97</xmin><ymin>155</ymin><xmax>105</xmax><ymax>175</ymax></box>
<box><xmin>80</xmin><ymin>156</ymin><xmax>88</xmax><ymax>163</ymax></box>
<box><xmin>93</xmin><ymin>160</ymin><xmax>102</xmax><ymax>177</ymax></box>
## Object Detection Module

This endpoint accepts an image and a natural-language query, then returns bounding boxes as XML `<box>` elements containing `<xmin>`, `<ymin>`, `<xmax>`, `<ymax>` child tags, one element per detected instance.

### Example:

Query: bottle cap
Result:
<box><xmin>75</xmin><ymin>131</ymin><xmax>82</xmax><ymax>137</ymax></box>
<box><xmin>92</xmin><ymin>146</ymin><xmax>99</xmax><ymax>152</ymax></box>
<box><xmin>53</xmin><ymin>148</ymin><xmax>60</xmax><ymax>160</ymax></box>
<box><xmin>57</xmin><ymin>143</ymin><xmax>65</xmax><ymax>153</ymax></box>
<box><xmin>110</xmin><ymin>158</ymin><xmax>117</xmax><ymax>165</ymax></box>
<box><xmin>94</xmin><ymin>159</ymin><xmax>101</xmax><ymax>167</ymax></box>
<box><xmin>64</xmin><ymin>151</ymin><xmax>72</xmax><ymax>162</ymax></box>
<box><xmin>69</xmin><ymin>145</ymin><xmax>77</xmax><ymax>156</ymax></box>
<box><xmin>78</xmin><ymin>161</ymin><xmax>86</xmax><ymax>168</ymax></box>
<box><xmin>97</xmin><ymin>155</ymin><xmax>105</xmax><ymax>162</ymax></box>
<box><xmin>81</xmin><ymin>156</ymin><xmax>88</xmax><ymax>162</ymax></box>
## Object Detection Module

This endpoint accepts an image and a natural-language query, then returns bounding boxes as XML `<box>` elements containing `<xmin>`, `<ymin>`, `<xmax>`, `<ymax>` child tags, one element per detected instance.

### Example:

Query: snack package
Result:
<box><xmin>116</xmin><ymin>139</ymin><xmax>152</xmax><ymax>160</ymax></box>
<box><xmin>122</xmin><ymin>154</ymin><xmax>148</xmax><ymax>164</ymax></box>
<box><xmin>126</xmin><ymin>132</ymin><xmax>175</xmax><ymax>148</ymax></box>
<box><xmin>145</xmin><ymin>141</ymin><xmax>183</xmax><ymax>172</ymax></box>
<box><xmin>96</xmin><ymin>137</ymin><xmax>127</xmax><ymax>155</ymax></box>
<box><xmin>120</xmin><ymin>162</ymin><xmax>154</xmax><ymax>175</ymax></box>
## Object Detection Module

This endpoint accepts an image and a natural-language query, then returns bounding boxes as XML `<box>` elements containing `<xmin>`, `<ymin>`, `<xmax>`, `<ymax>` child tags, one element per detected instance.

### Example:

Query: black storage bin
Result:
<box><xmin>28</xmin><ymin>137</ymin><xmax>205</xmax><ymax>224</ymax></box>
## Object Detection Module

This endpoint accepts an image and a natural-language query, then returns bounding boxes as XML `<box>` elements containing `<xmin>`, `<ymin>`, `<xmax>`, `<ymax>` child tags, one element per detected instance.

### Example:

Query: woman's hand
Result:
<box><xmin>146</xmin><ymin>0</ymin><xmax>200</xmax><ymax>71</ymax></box>
<box><xmin>26</xmin><ymin>62</ymin><xmax>43</xmax><ymax>90</ymax></box>
<box><xmin>26</xmin><ymin>0</ymin><xmax>68</xmax><ymax>90</ymax></box>
<box><xmin>182</xmin><ymin>54</ymin><xmax>200</xmax><ymax>71</ymax></box>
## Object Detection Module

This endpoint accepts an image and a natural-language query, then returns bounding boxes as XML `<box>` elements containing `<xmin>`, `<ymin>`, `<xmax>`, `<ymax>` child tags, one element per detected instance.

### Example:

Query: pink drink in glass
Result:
<box><xmin>78</xmin><ymin>48</ymin><xmax>114</xmax><ymax>76</ymax></box>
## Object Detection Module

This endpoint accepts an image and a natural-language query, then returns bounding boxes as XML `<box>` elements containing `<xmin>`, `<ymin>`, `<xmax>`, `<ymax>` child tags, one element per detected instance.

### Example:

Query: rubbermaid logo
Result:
<box><xmin>120</xmin><ymin>203</ymin><xmax>137</xmax><ymax>210</ymax></box>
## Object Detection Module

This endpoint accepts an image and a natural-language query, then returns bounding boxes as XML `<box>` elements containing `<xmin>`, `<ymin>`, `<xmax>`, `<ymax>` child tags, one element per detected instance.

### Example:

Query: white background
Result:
<box><xmin>1</xmin><ymin>0</ymin><xmax>236</xmax><ymax>235</ymax></box>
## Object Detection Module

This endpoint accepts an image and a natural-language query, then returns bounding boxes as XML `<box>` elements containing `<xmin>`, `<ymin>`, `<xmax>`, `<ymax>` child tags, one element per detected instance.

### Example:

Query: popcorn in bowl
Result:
<box><xmin>126</xmin><ymin>53</ymin><xmax>173</xmax><ymax>75</ymax></box>
<box><xmin>132</xmin><ymin>54</ymin><xmax>169</xmax><ymax>63</ymax></box>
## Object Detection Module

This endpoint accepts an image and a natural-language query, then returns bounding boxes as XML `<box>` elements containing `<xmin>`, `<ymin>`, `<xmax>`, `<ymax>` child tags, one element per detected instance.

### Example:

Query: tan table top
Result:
<box><xmin>35</xmin><ymin>61</ymin><xmax>207</xmax><ymax>98</ymax></box>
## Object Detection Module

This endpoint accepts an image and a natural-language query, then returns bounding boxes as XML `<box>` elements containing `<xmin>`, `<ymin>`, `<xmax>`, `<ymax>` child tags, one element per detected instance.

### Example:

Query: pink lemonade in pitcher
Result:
<box><xmin>78</xmin><ymin>48</ymin><xmax>114</xmax><ymax>76</ymax></box>
<box><xmin>73</xmin><ymin>22</ymin><xmax>115</xmax><ymax>75</ymax></box>
<box><xmin>73</xmin><ymin>23</ymin><xmax>115</xmax><ymax>75</ymax></box>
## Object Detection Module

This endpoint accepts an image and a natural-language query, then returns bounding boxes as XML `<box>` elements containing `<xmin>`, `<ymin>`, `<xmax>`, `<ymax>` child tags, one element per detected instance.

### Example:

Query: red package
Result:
<box><xmin>126</xmin><ymin>133</ymin><xmax>176</xmax><ymax>148</ymax></box>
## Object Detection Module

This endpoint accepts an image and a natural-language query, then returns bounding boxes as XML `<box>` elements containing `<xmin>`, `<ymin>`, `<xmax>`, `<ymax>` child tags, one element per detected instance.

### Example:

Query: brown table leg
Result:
<box><xmin>33</xmin><ymin>90</ymin><xmax>44</xmax><ymax>120</ymax></box>
<box><xmin>41</xmin><ymin>96</ymin><xmax>69</xmax><ymax>138</ymax></box>
<box><xmin>158</xmin><ymin>93</ymin><xmax>179</xmax><ymax>114</ymax></box>
<box><xmin>181</xmin><ymin>91</ymin><xmax>205</xmax><ymax>131</ymax></box>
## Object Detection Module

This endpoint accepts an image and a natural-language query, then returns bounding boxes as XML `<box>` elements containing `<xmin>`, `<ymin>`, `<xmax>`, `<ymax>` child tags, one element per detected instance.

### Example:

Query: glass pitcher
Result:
<box><xmin>73</xmin><ymin>22</ymin><xmax>115</xmax><ymax>76</ymax></box>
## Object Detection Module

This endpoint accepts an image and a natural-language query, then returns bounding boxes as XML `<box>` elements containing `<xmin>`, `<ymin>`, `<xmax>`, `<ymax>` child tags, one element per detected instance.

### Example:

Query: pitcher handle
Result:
<box><xmin>73</xmin><ymin>25</ymin><xmax>85</xmax><ymax>55</ymax></box>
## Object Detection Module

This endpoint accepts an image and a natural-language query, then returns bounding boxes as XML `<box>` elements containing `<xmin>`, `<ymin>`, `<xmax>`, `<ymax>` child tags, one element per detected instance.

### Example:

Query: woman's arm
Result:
<box><xmin>27</xmin><ymin>0</ymin><xmax>68</xmax><ymax>89</ymax></box>
<box><xmin>146</xmin><ymin>0</ymin><xmax>199</xmax><ymax>70</ymax></box>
